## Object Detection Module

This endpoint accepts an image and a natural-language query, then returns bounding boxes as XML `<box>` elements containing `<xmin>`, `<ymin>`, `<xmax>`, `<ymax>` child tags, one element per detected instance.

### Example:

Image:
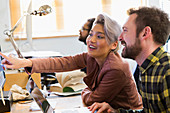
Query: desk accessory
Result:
<box><xmin>0</xmin><ymin>91</ymin><xmax>12</xmax><ymax>112</ymax></box>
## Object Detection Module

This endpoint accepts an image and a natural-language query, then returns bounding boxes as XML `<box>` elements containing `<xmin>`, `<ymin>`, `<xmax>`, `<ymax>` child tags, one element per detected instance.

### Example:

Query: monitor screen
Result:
<box><xmin>26</xmin><ymin>77</ymin><xmax>54</xmax><ymax>113</ymax></box>
<box><xmin>0</xmin><ymin>48</ymin><xmax>6</xmax><ymax>88</ymax></box>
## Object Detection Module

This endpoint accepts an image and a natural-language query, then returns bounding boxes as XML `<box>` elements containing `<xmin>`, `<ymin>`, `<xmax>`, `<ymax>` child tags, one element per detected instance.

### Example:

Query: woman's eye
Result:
<box><xmin>97</xmin><ymin>35</ymin><xmax>104</xmax><ymax>39</ymax></box>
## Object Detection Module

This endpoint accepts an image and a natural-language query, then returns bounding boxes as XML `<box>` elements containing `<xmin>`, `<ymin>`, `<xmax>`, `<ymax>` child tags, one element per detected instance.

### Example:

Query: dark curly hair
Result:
<box><xmin>87</xmin><ymin>18</ymin><xmax>95</xmax><ymax>32</ymax></box>
<box><xmin>127</xmin><ymin>7</ymin><xmax>170</xmax><ymax>45</ymax></box>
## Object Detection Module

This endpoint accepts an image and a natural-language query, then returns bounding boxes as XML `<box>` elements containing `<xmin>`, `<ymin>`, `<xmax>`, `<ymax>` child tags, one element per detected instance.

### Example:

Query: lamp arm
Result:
<box><xmin>10</xmin><ymin>13</ymin><xmax>29</xmax><ymax>34</ymax></box>
<box><xmin>3</xmin><ymin>5</ymin><xmax>52</xmax><ymax>58</ymax></box>
<box><xmin>8</xmin><ymin>34</ymin><xmax>24</xmax><ymax>58</ymax></box>
<box><xmin>3</xmin><ymin>13</ymin><xmax>29</xmax><ymax>58</ymax></box>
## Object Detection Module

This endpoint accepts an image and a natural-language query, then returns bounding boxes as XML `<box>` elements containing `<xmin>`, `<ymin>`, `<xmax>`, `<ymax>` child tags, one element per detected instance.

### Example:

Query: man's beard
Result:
<box><xmin>78</xmin><ymin>36</ymin><xmax>86</xmax><ymax>42</ymax></box>
<box><xmin>121</xmin><ymin>38</ymin><xmax>142</xmax><ymax>60</ymax></box>
<box><xmin>78</xmin><ymin>36</ymin><xmax>87</xmax><ymax>44</ymax></box>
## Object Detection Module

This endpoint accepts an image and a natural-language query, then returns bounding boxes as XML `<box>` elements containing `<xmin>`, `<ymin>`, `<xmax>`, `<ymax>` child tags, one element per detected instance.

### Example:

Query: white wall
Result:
<box><xmin>1</xmin><ymin>35</ymin><xmax>87</xmax><ymax>56</ymax></box>
<box><xmin>24</xmin><ymin>37</ymin><xmax>87</xmax><ymax>56</ymax></box>
<box><xmin>0</xmin><ymin>0</ymin><xmax>11</xmax><ymax>52</ymax></box>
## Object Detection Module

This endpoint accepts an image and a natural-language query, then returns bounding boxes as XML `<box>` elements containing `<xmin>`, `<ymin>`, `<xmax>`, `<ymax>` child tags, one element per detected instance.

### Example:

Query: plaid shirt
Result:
<box><xmin>137</xmin><ymin>46</ymin><xmax>170</xmax><ymax>113</ymax></box>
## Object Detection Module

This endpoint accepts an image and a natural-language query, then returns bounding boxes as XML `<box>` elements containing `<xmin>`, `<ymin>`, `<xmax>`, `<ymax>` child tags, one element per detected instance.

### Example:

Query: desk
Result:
<box><xmin>6</xmin><ymin>95</ymin><xmax>87</xmax><ymax>113</ymax></box>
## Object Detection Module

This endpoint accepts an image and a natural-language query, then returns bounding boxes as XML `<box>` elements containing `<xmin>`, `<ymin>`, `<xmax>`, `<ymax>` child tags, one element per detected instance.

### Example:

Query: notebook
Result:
<box><xmin>26</xmin><ymin>77</ymin><xmax>91</xmax><ymax>113</ymax></box>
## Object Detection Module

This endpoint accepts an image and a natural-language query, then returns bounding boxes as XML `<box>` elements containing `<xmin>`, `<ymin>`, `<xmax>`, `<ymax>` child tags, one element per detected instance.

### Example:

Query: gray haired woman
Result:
<box><xmin>0</xmin><ymin>13</ymin><xmax>143</xmax><ymax>110</ymax></box>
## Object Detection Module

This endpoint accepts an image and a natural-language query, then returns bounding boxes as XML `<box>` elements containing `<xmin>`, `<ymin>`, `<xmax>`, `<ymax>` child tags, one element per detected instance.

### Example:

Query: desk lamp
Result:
<box><xmin>4</xmin><ymin>5</ymin><xmax>52</xmax><ymax>58</ymax></box>
<box><xmin>3</xmin><ymin>4</ymin><xmax>52</xmax><ymax>93</ymax></box>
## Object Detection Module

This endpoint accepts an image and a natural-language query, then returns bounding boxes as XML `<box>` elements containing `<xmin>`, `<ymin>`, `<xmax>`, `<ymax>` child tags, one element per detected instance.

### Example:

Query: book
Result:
<box><xmin>50</xmin><ymin>70</ymin><xmax>87</xmax><ymax>93</ymax></box>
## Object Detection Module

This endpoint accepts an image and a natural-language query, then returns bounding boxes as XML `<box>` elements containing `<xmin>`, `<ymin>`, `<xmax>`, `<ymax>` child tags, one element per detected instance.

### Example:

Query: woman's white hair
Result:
<box><xmin>95</xmin><ymin>13</ymin><xmax>122</xmax><ymax>52</ymax></box>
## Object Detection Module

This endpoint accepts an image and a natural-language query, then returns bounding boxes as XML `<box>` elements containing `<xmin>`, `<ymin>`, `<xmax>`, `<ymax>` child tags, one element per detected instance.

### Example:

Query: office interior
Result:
<box><xmin>0</xmin><ymin>0</ymin><xmax>169</xmax><ymax>91</ymax></box>
<box><xmin>0</xmin><ymin>0</ymin><xmax>169</xmax><ymax>112</ymax></box>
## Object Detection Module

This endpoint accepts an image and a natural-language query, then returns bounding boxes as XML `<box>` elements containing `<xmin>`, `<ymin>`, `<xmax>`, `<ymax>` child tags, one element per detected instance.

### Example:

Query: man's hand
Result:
<box><xmin>88</xmin><ymin>102</ymin><xmax>117</xmax><ymax>113</ymax></box>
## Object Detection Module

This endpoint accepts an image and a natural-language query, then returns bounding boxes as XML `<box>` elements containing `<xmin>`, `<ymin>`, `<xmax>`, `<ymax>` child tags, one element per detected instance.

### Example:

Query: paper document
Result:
<box><xmin>54</xmin><ymin>107</ymin><xmax>91</xmax><ymax>113</ymax></box>
<box><xmin>0</xmin><ymin>88</ymin><xmax>5</xmax><ymax>105</ymax></box>
<box><xmin>30</xmin><ymin>99</ymin><xmax>56</xmax><ymax>111</ymax></box>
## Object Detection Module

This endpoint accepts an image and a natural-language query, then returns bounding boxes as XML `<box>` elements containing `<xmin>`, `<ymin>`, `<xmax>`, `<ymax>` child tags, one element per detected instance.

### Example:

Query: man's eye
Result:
<box><xmin>82</xmin><ymin>27</ymin><xmax>89</xmax><ymax>31</ymax></box>
<box><xmin>123</xmin><ymin>29</ymin><xmax>127</xmax><ymax>32</ymax></box>
<box><xmin>89</xmin><ymin>33</ymin><xmax>93</xmax><ymax>36</ymax></box>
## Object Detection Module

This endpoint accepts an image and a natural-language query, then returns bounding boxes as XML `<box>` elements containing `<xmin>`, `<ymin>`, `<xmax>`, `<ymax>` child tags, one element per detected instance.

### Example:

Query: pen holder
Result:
<box><xmin>0</xmin><ymin>91</ymin><xmax>13</xmax><ymax>112</ymax></box>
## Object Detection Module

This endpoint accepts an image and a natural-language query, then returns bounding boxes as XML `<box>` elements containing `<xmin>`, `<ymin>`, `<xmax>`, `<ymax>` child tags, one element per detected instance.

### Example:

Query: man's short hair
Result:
<box><xmin>127</xmin><ymin>7</ymin><xmax>170</xmax><ymax>45</ymax></box>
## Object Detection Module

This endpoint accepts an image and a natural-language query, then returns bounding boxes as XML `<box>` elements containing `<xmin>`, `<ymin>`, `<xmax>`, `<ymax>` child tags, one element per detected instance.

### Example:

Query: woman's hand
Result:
<box><xmin>0</xmin><ymin>52</ymin><xmax>32</xmax><ymax>69</ymax></box>
<box><xmin>88</xmin><ymin>102</ymin><xmax>117</xmax><ymax>113</ymax></box>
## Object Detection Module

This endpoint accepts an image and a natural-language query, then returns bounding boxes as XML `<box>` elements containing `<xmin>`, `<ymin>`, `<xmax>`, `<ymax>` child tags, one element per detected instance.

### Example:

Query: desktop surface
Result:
<box><xmin>5</xmin><ymin>94</ymin><xmax>89</xmax><ymax>113</ymax></box>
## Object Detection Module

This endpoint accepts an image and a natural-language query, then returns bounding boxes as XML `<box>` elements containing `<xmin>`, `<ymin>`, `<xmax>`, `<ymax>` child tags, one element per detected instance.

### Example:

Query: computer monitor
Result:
<box><xmin>0</xmin><ymin>47</ymin><xmax>6</xmax><ymax>89</ymax></box>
